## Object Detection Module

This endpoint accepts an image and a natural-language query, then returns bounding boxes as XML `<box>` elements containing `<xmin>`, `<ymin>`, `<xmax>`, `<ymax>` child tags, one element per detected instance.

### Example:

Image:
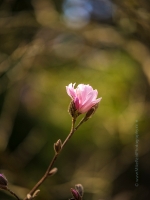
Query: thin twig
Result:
<box><xmin>24</xmin><ymin>117</ymin><xmax>80</xmax><ymax>200</ymax></box>
<box><xmin>7</xmin><ymin>188</ymin><xmax>20</xmax><ymax>200</ymax></box>
<box><xmin>74</xmin><ymin>117</ymin><xmax>85</xmax><ymax>131</ymax></box>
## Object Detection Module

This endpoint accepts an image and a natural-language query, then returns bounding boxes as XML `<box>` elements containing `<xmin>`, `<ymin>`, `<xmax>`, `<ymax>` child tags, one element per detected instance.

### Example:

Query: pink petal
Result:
<box><xmin>66</xmin><ymin>83</ymin><xmax>76</xmax><ymax>99</ymax></box>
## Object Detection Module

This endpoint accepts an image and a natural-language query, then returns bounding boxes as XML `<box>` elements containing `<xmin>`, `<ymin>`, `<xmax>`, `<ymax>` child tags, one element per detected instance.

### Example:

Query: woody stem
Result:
<box><xmin>24</xmin><ymin>117</ymin><xmax>77</xmax><ymax>200</ymax></box>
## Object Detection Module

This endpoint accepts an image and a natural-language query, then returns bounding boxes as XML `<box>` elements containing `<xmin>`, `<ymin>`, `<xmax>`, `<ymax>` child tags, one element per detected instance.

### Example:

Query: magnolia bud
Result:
<box><xmin>70</xmin><ymin>188</ymin><xmax>80</xmax><ymax>200</ymax></box>
<box><xmin>54</xmin><ymin>139</ymin><xmax>62</xmax><ymax>154</ymax></box>
<box><xmin>0</xmin><ymin>174</ymin><xmax>8</xmax><ymax>187</ymax></box>
<box><xmin>33</xmin><ymin>189</ymin><xmax>40</xmax><ymax>198</ymax></box>
<box><xmin>84</xmin><ymin>103</ymin><xmax>99</xmax><ymax>121</ymax></box>
<box><xmin>68</xmin><ymin>101</ymin><xmax>80</xmax><ymax>119</ymax></box>
<box><xmin>75</xmin><ymin>184</ymin><xmax>84</xmax><ymax>197</ymax></box>
<box><xmin>49</xmin><ymin>168</ymin><xmax>58</xmax><ymax>176</ymax></box>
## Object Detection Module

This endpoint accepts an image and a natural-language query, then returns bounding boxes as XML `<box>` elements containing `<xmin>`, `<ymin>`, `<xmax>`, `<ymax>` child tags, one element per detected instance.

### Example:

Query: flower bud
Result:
<box><xmin>84</xmin><ymin>103</ymin><xmax>99</xmax><ymax>121</ymax></box>
<box><xmin>70</xmin><ymin>188</ymin><xmax>80</xmax><ymax>200</ymax></box>
<box><xmin>68</xmin><ymin>100</ymin><xmax>80</xmax><ymax>119</ymax></box>
<box><xmin>49</xmin><ymin>168</ymin><xmax>58</xmax><ymax>176</ymax></box>
<box><xmin>54</xmin><ymin>139</ymin><xmax>62</xmax><ymax>154</ymax></box>
<box><xmin>33</xmin><ymin>189</ymin><xmax>40</xmax><ymax>198</ymax></box>
<box><xmin>75</xmin><ymin>184</ymin><xmax>84</xmax><ymax>197</ymax></box>
<box><xmin>0</xmin><ymin>174</ymin><xmax>8</xmax><ymax>187</ymax></box>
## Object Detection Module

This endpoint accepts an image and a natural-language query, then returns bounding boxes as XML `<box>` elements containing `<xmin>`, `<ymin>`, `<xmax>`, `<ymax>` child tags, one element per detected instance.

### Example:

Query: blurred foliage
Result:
<box><xmin>0</xmin><ymin>0</ymin><xmax>150</xmax><ymax>200</ymax></box>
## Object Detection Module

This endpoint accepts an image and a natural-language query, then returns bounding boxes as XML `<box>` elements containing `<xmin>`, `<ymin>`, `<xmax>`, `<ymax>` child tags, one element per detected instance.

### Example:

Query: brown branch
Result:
<box><xmin>24</xmin><ymin>117</ymin><xmax>79</xmax><ymax>200</ymax></box>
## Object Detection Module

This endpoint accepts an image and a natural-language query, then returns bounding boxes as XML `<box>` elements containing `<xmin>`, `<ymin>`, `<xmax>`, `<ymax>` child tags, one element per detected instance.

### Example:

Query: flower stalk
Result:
<box><xmin>24</xmin><ymin>117</ymin><xmax>80</xmax><ymax>200</ymax></box>
<box><xmin>7</xmin><ymin>188</ymin><xmax>20</xmax><ymax>200</ymax></box>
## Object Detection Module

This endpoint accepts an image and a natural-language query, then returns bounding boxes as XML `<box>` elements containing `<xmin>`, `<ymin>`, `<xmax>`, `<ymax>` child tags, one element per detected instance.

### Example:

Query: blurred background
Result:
<box><xmin>0</xmin><ymin>0</ymin><xmax>150</xmax><ymax>199</ymax></box>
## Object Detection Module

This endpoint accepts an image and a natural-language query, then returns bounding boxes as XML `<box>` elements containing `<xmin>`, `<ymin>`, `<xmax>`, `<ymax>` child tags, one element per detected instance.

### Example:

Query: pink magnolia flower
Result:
<box><xmin>66</xmin><ymin>83</ymin><xmax>102</xmax><ymax>114</ymax></box>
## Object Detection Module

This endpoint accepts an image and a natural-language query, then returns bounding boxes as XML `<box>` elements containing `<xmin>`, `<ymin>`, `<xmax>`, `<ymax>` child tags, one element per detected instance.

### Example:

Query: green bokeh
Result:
<box><xmin>0</xmin><ymin>1</ymin><xmax>150</xmax><ymax>200</ymax></box>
